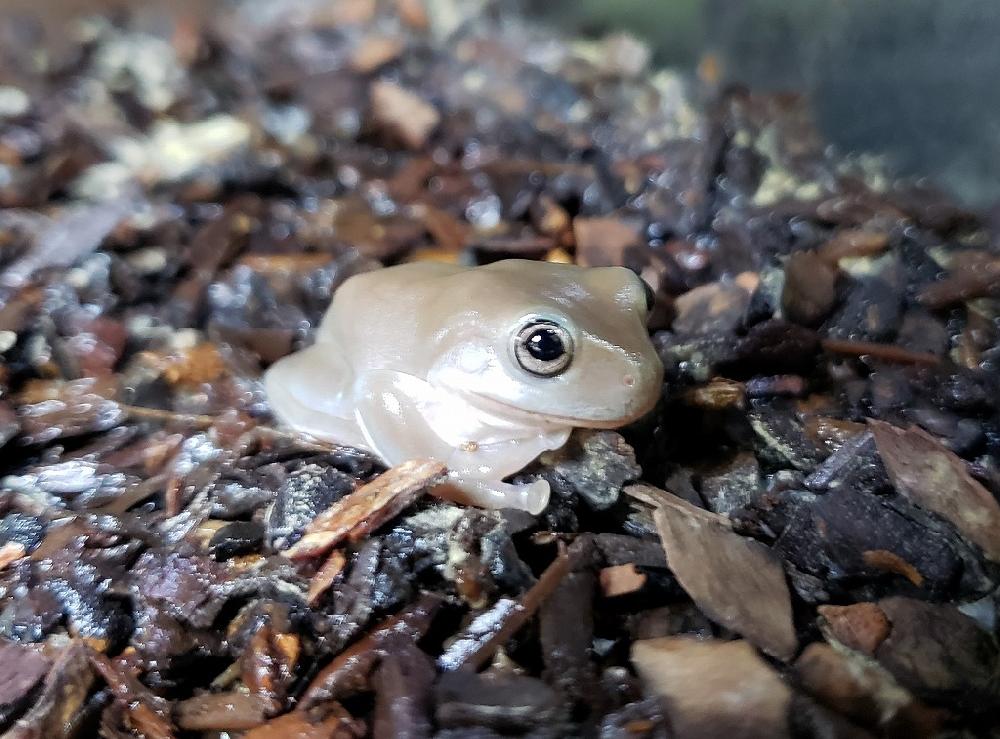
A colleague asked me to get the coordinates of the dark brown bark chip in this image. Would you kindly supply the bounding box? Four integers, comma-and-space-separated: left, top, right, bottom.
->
174, 691, 272, 732
243, 702, 364, 739
89, 649, 176, 739
208, 519, 265, 560
372, 635, 435, 739
870, 420, 1000, 562
803, 431, 889, 495
765, 487, 962, 599
874, 597, 1000, 716
817, 603, 891, 656
782, 250, 838, 326
15, 377, 123, 445
724, 319, 821, 376
4, 640, 94, 739
301, 593, 443, 708
918, 257, 1000, 308
748, 397, 823, 472
132, 549, 230, 628
697, 451, 761, 516
0, 641, 49, 729
794, 642, 943, 738
788, 693, 879, 739
824, 276, 903, 343
266, 463, 358, 549
539, 570, 598, 706
435, 670, 567, 734
0, 402, 21, 450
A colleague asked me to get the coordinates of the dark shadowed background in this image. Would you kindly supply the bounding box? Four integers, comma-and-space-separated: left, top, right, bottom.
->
525, 0, 1000, 208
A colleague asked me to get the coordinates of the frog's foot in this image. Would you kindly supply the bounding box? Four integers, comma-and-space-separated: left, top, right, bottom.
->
431, 474, 550, 515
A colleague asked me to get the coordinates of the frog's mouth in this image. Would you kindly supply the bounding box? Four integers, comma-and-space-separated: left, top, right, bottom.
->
459, 389, 644, 429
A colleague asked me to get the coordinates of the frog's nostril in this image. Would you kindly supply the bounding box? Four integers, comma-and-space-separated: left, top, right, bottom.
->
622, 373, 636, 387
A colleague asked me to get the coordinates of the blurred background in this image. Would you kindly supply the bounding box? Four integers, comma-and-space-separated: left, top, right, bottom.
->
526, 0, 1000, 208
3, 0, 998, 208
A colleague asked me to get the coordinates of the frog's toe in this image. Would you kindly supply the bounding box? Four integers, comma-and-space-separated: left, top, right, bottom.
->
431, 474, 550, 515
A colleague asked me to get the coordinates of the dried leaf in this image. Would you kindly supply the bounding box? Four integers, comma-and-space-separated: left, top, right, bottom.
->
649, 489, 797, 660
632, 637, 791, 739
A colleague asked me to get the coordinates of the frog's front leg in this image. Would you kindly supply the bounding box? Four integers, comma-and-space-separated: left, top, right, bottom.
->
354, 371, 568, 513
353, 370, 455, 464
433, 475, 552, 515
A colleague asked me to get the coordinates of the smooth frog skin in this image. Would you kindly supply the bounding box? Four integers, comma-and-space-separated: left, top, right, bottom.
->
265, 259, 663, 514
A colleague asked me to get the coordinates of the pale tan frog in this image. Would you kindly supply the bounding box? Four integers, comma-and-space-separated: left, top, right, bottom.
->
265, 259, 662, 513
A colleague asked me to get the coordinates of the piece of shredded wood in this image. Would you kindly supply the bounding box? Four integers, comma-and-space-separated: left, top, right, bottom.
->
439, 546, 572, 672
862, 548, 925, 586
120, 403, 219, 428
370, 80, 439, 150
300, 593, 443, 708
599, 563, 647, 598
174, 692, 271, 732
120, 405, 376, 458
97, 473, 169, 515
307, 549, 348, 605
350, 35, 404, 73
918, 258, 1000, 308
89, 649, 176, 739
0, 541, 26, 570
242, 701, 363, 739
816, 603, 891, 655
284, 459, 447, 560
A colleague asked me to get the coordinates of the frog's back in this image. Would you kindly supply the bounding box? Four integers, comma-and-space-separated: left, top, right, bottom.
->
319, 261, 471, 374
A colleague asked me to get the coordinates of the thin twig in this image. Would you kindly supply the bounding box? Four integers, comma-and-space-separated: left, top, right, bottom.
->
821, 338, 941, 366
120, 404, 219, 428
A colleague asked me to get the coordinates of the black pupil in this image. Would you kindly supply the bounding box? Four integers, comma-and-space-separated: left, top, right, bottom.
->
526, 327, 564, 361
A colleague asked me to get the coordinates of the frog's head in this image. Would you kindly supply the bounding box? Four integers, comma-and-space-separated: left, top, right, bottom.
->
427, 260, 663, 427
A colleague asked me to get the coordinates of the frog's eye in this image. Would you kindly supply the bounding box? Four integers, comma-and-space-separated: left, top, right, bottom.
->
513, 320, 573, 377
